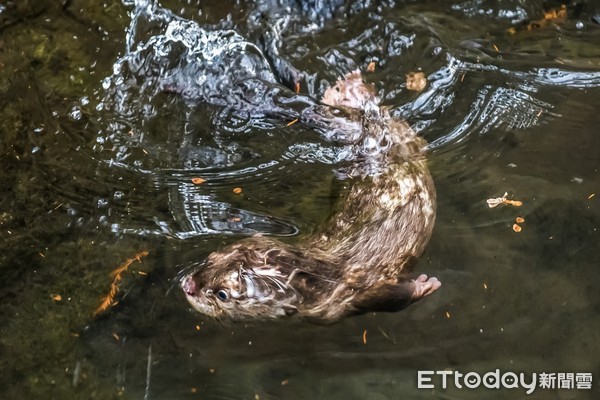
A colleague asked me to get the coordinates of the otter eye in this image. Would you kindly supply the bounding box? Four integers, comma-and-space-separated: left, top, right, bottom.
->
217, 289, 228, 301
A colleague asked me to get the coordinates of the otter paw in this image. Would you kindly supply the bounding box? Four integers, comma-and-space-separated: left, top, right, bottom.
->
412, 274, 441, 301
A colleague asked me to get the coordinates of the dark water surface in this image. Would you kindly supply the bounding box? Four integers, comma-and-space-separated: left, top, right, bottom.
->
1, 0, 600, 398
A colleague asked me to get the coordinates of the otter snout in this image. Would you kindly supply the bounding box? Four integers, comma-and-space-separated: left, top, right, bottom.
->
182, 275, 198, 297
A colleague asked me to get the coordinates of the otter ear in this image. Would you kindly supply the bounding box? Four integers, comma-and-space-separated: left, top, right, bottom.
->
351, 281, 414, 313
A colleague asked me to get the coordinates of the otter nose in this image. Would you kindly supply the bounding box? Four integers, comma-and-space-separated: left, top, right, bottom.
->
182, 275, 197, 296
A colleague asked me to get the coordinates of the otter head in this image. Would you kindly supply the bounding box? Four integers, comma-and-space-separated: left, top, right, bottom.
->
181, 238, 305, 320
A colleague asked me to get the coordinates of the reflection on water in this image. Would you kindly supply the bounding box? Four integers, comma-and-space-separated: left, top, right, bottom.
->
0, 0, 599, 398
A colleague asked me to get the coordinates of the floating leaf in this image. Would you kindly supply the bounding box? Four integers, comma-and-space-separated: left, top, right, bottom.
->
94, 251, 149, 316
504, 199, 523, 207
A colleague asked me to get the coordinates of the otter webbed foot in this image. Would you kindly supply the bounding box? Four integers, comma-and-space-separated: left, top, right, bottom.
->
411, 274, 441, 301
350, 274, 441, 315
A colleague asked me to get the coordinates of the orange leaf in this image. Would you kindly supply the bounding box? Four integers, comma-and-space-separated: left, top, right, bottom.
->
94, 250, 149, 316
504, 199, 523, 207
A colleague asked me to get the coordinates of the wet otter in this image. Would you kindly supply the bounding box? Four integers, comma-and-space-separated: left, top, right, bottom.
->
182, 71, 440, 323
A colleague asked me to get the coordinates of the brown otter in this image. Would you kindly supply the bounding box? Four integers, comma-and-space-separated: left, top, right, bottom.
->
182, 70, 440, 323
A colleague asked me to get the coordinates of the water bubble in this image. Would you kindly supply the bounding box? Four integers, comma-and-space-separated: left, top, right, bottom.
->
69, 107, 82, 121
113, 191, 125, 201
571, 177, 583, 184
97, 198, 109, 208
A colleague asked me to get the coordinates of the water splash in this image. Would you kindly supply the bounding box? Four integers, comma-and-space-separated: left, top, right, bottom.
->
90, 0, 600, 240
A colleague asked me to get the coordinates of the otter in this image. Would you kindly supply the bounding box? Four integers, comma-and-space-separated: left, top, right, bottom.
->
182, 71, 440, 323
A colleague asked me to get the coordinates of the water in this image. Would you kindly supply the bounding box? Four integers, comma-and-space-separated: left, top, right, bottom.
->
1, 0, 599, 398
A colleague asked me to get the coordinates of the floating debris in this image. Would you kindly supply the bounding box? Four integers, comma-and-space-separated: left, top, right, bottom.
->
527, 5, 567, 31
367, 61, 376, 72
233, 187, 243, 194
362, 329, 367, 344
191, 177, 206, 185
406, 71, 427, 92
94, 251, 149, 316
544, 5, 567, 21
487, 192, 523, 208
512, 224, 522, 233
515, 216, 525, 224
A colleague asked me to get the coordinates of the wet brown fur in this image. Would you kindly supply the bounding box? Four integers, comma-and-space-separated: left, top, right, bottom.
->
183, 71, 437, 323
